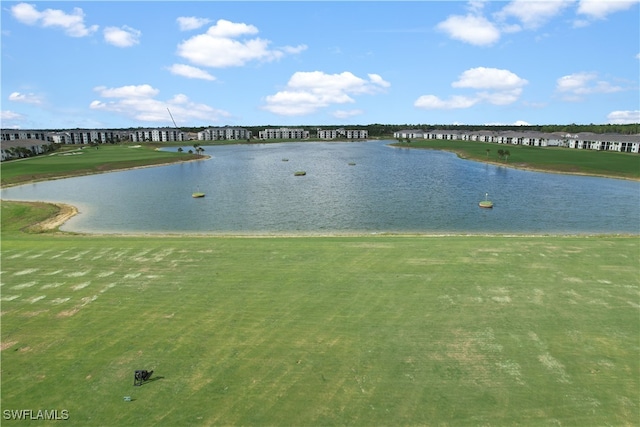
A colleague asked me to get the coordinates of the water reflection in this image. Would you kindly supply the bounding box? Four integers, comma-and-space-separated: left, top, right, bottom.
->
1, 141, 638, 234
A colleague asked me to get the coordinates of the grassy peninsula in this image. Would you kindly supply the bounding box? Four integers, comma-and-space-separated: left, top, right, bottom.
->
0, 144, 201, 188
393, 139, 640, 180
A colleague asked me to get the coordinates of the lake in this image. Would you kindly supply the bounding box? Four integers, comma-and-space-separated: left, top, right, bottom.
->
1, 140, 638, 234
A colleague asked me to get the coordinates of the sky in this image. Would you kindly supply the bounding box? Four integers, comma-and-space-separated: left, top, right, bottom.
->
1, 1, 639, 129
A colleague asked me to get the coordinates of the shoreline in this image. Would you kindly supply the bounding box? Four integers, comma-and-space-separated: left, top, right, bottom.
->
33, 202, 79, 232
391, 144, 640, 182
2, 144, 638, 236
0, 154, 210, 189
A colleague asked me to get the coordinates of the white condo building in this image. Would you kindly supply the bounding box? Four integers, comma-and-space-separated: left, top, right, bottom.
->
317, 128, 369, 139
198, 127, 252, 141
129, 128, 185, 142
259, 128, 310, 140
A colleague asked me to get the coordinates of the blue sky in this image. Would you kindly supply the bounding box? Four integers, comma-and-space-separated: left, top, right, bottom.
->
1, 1, 639, 129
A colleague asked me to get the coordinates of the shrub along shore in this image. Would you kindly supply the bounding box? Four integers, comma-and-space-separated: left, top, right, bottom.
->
1, 141, 638, 426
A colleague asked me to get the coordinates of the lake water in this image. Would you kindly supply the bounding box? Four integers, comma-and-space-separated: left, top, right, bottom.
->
2, 140, 638, 234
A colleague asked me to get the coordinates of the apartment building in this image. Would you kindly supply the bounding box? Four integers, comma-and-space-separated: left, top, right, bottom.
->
49, 129, 128, 145
398, 129, 639, 153
1, 130, 49, 142
198, 127, 252, 141
317, 128, 369, 139
129, 128, 185, 142
258, 128, 309, 140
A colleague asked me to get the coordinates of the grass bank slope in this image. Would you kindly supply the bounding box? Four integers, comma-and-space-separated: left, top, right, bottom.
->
394, 140, 640, 180
1, 144, 201, 187
1, 202, 638, 426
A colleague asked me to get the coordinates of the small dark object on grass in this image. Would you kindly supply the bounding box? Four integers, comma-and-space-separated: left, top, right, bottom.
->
134, 370, 153, 386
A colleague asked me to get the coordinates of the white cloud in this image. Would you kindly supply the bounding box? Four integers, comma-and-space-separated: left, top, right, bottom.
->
332, 109, 364, 119
452, 67, 528, 90
1, 110, 24, 123
556, 72, 623, 100
453, 67, 528, 105
484, 120, 532, 126
8, 91, 43, 105
414, 95, 479, 110
206, 19, 258, 38
477, 89, 525, 105
368, 74, 391, 88
577, 0, 639, 20
90, 84, 231, 124
263, 71, 390, 116
495, 0, 573, 30
167, 64, 216, 81
436, 14, 500, 46
606, 110, 640, 124
177, 16, 211, 31
94, 84, 159, 98
104, 26, 141, 47
281, 45, 308, 55
415, 66, 527, 110
439, 0, 638, 44
10, 2, 98, 37
177, 19, 306, 68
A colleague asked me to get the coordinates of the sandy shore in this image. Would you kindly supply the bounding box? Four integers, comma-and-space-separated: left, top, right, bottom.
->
33, 203, 79, 232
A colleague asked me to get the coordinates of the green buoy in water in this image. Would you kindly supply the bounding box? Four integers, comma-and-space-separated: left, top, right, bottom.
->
479, 192, 493, 208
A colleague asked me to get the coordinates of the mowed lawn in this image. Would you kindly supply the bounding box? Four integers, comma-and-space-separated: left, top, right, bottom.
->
1, 205, 638, 425
393, 139, 640, 180
0, 144, 199, 187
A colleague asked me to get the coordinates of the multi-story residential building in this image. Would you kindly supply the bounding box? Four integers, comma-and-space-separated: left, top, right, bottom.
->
393, 129, 426, 139
0, 139, 51, 161
198, 127, 252, 141
258, 128, 309, 140
129, 128, 185, 142
1, 129, 49, 142
49, 129, 128, 145
318, 128, 369, 139
409, 129, 639, 152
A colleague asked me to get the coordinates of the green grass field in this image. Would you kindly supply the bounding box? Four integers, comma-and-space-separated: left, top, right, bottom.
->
0, 145, 200, 187
1, 202, 638, 426
394, 140, 640, 180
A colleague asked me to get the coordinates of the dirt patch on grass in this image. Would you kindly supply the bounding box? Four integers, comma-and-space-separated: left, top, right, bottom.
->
57, 308, 80, 317
0, 340, 18, 351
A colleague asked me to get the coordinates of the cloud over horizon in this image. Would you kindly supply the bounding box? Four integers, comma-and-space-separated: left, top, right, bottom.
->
415, 67, 528, 110
263, 71, 390, 116
90, 84, 230, 124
